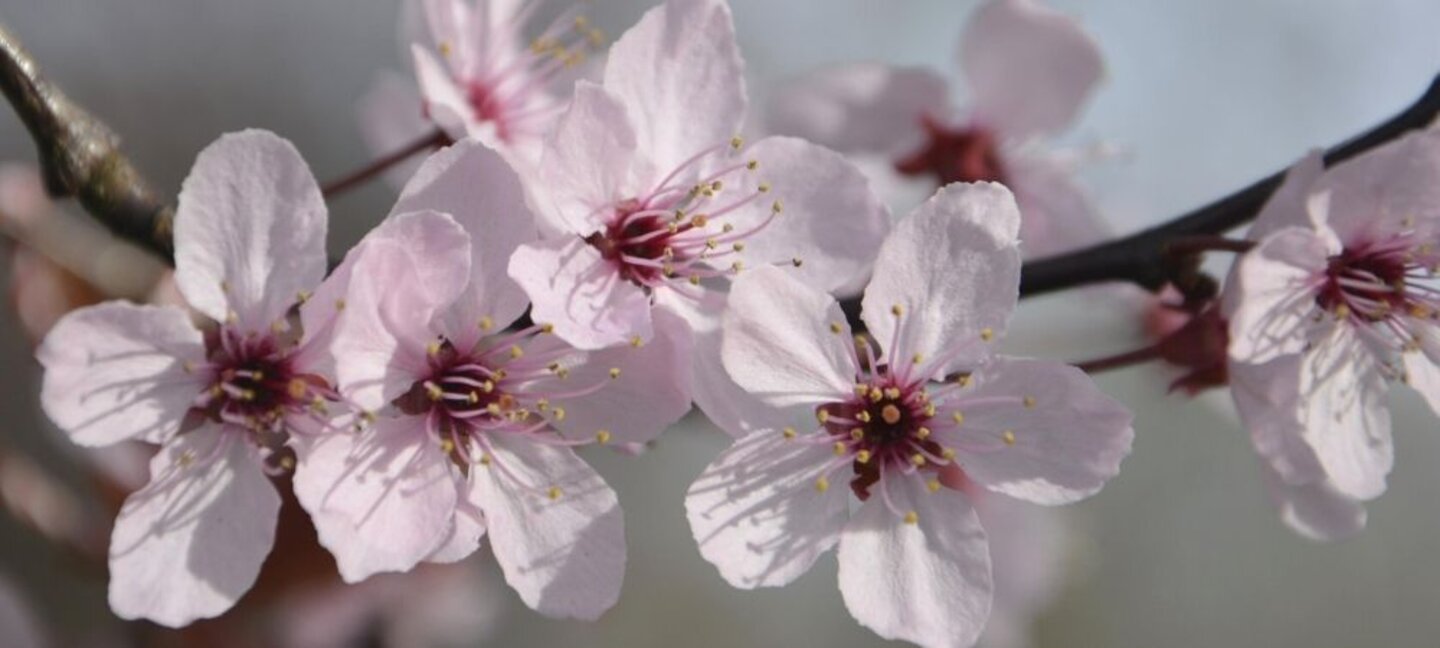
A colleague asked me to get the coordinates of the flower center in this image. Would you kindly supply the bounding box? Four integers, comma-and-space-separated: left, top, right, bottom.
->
817, 378, 946, 499
584, 139, 785, 295
894, 115, 1007, 186
1318, 244, 1417, 322
194, 327, 337, 436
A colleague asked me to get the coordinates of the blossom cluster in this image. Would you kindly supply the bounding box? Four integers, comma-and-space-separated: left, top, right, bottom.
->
38, 0, 1440, 645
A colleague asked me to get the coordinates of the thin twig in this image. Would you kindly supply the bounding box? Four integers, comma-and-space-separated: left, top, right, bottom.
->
1073, 344, 1163, 374
0, 22, 174, 262
321, 128, 449, 197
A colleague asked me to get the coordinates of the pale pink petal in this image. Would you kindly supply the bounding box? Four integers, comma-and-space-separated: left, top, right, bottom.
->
1313, 129, 1440, 244
1297, 325, 1393, 500
1229, 355, 1328, 486
508, 236, 653, 350
333, 211, 473, 412
108, 426, 278, 627
1225, 227, 1330, 365
1005, 153, 1111, 258
412, 44, 475, 139
657, 289, 795, 437
1402, 344, 1440, 418
356, 71, 431, 189
719, 136, 891, 294
837, 478, 992, 648
38, 302, 206, 447
975, 494, 1069, 648
1260, 463, 1367, 542
953, 357, 1133, 505
862, 182, 1020, 375
686, 428, 849, 589
292, 417, 459, 583
603, 0, 747, 174
390, 138, 538, 347
537, 82, 646, 236
470, 434, 624, 620
961, 0, 1103, 139
173, 130, 326, 330
547, 307, 692, 445
1245, 150, 1326, 241
766, 62, 950, 156
426, 499, 487, 564
722, 266, 858, 411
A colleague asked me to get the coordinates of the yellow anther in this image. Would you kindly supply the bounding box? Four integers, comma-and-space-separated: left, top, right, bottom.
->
1002, 430, 1016, 446
912, 353, 924, 365
689, 275, 702, 286
815, 476, 830, 493
772, 200, 784, 214
927, 479, 942, 493
440, 438, 456, 454
486, 403, 502, 416
732, 261, 744, 273
757, 182, 771, 193
553, 407, 567, 422
540, 323, 555, 333
903, 511, 919, 525
941, 447, 956, 460
705, 238, 718, 250
746, 159, 759, 170
830, 322, 843, 334
360, 410, 377, 424
884, 387, 901, 400
782, 427, 798, 440
438, 41, 452, 56
869, 387, 884, 403
856, 449, 872, 464
334, 298, 347, 311
630, 335, 644, 348
722, 223, 735, 233
271, 320, 287, 334
609, 367, 622, 379
182, 361, 195, 374
178, 450, 196, 468
730, 136, 744, 150
668, 222, 680, 234
467, 391, 479, 404
296, 290, 312, 305
856, 411, 872, 423
220, 280, 231, 293
916, 426, 931, 440
833, 441, 848, 456
890, 304, 903, 317
556, 367, 571, 379
956, 374, 972, 387
850, 428, 865, 441
855, 383, 871, 396
427, 341, 442, 357
1023, 395, 1037, 408
732, 242, 745, 252
482, 380, 495, 393
507, 345, 524, 360
691, 214, 709, 228
980, 327, 995, 342
497, 394, 516, 411
279, 455, 296, 471
479, 316, 495, 331
711, 180, 723, 192
548, 486, 563, 501
881, 404, 902, 425
792, 257, 804, 268
663, 263, 676, 277
225, 311, 239, 325
663, 246, 676, 259
288, 378, 309, 400
596, 430, 612, 444
817, 409, 830, 423
479, 454, 492, 466
911, 453, 927, 467
923, 403, 937, 417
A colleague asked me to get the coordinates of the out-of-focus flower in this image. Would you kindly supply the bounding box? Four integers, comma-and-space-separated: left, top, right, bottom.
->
293, 139, 690, 620
1224, 130, 1440, 539
767, 0, 1107, 258
0, 575, 46, 648
36, 130, 347, 626
686, 182, 1132, 648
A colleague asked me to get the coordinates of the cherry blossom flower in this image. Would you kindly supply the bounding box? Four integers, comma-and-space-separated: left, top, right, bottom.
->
686, 182, 1133, 648
1224, 130, 1440, 539
766, 0, 1107, 257
509, 0, 890, 351
36, 130, 344, 626
292, 139, 690, 620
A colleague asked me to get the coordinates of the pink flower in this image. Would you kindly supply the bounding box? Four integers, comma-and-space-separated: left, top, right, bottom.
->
292, 139, 690, 620
766, 0, 1108, 258
509, 0, 890, 351
407, 0, 603, 161
1224, 130, 1440, 540
36, 130, 343, 626
686, 182, 1133, 648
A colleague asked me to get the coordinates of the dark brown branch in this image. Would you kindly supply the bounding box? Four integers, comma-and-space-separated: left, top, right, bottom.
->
1017, 72, 1440, 297
1072, 344, 1162, 374
0, 22, 173, 262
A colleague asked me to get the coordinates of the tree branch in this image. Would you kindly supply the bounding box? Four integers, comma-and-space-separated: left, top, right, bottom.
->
0, 21, 173, 262
1018, 72, 1440, 297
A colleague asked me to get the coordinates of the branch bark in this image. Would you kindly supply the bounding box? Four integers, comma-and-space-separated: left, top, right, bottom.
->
0, 22, 174, 262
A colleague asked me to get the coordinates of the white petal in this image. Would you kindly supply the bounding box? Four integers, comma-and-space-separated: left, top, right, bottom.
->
765, 62, 950, 156
722, 266, 858, 411
390, 138, 538, 347
508, 236, 653, 350
426, 498, 487, 564
862, 182, 1020, 375
1005, 153, 1110, 258
411, 44, 475, 139
38, 302, 206, 447
951, 357, 1134, 505
537, 82, 647, 236
332, 211, 473, 412
603, 0, 747, 174
108, 426, 279, 627
1314, 129, 1440, 244
961, 0, 1103, 139
292, 417, 460, 583
1229, 355, 1329, 486
1260, 463, 1367, 542
471, 434, 624, 620
1297, 326, 1393, 500
837, 477, 993, 648
1246, 150, 1327, 241
1224, 227, 1330, 365
685, 428, 848, 588
174, 130, 326, 330
719, 136, 892, 294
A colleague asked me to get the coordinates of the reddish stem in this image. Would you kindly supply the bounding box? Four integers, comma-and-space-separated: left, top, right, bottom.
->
320, 129, 450, 197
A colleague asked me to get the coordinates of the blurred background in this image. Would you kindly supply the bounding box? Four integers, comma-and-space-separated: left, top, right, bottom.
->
1, 0, 1439, 646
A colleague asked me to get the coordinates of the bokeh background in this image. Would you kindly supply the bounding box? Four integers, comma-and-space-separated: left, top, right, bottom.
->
1, 0, 1439, 646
